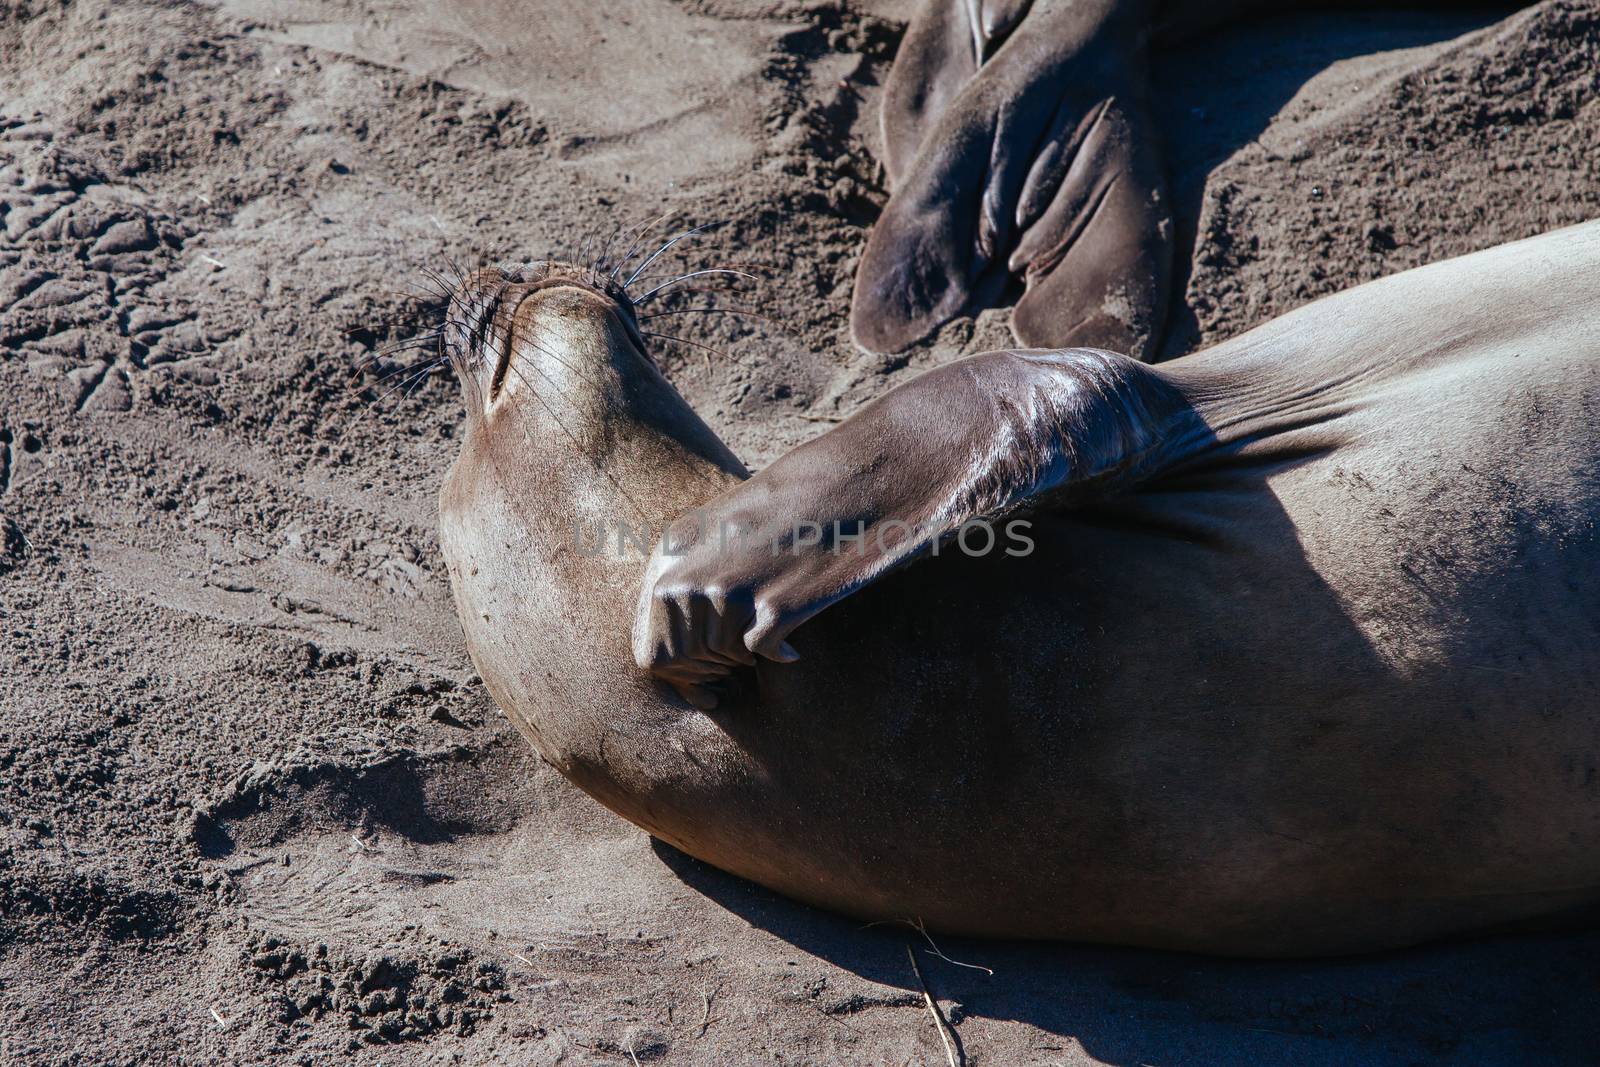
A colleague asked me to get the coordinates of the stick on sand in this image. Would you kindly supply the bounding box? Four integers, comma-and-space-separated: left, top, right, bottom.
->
906, 944, 962, 1067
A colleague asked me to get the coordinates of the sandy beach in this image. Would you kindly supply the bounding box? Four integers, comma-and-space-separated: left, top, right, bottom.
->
2, 0, 1598, 1062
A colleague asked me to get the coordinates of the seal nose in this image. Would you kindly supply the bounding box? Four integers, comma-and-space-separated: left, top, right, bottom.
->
442, 261, 653, 420
444, 267, 517, 408
460, 270, 510, 346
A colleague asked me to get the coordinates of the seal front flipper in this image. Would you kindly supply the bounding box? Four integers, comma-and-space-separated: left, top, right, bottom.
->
633, 347, 1201, 699
1008, 92, 1171, 358
855, 0, 1171, 357
878, 0, 982, 184
879, 0, 1038, 183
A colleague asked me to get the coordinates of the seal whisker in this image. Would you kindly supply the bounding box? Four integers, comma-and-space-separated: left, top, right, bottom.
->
366, 309, 445, 338
423, 264, 464, 300
415, 271, 464, 324
590, 222, 619, 277
634, 269, 761, 304
413, 268, 449, 299
627, 258, 771, 286
591, 221, 627, 282
344, 320, 432, 355
353, 335, 444, 382
438, 255, 475, 295
369, 318, 447, 352
577, 226, 604, 279
622, 219, 731, 289
595, 213, 660, 281
338, 354, 448, 443
626, 247, 768, 272
611, 209, 680, 285
398, 359, 445, 404
376, 324, 445, 346
363, 350, 447, 389
351, 351, 435, 387
350, 331, 445, 379
365, 329, 444, 360
422, 259, 460, 287
638, 283, 757, 302
373, 364, 446, 401
633, 286, 760, 317
371, 287, 446, 307
377, 296, 448, 321
455, 283, 506, 360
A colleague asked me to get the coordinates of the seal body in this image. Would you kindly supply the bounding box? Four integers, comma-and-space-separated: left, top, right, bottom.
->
439, 226, 1600, 956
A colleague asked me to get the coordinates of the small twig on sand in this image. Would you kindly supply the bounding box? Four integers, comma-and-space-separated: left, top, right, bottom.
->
811, 1002, 861, 1035
696, 985, 720, 1038
861, 918, 994, 976
625, 1038, 642, 1067
906, 917, 994, 976
797, 411, 843, 423
574, 1041, 635, 1061
906, 944, 962, 1067
209, 1006, 227, 1028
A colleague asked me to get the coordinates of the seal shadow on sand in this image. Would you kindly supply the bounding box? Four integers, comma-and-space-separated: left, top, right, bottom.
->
656, 837, 1600, 1065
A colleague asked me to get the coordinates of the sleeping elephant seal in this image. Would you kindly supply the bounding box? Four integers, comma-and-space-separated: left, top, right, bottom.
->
438, 222, 1600, 956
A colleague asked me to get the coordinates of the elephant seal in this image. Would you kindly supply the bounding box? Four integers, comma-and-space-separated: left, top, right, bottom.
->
438, 223, 1600, 956
854, 0, 1529, 358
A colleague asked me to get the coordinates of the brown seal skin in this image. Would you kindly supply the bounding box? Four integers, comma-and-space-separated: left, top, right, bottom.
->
853, 0, 1526, 358
440, 224, 1600, 956
857, 0, 1177, 358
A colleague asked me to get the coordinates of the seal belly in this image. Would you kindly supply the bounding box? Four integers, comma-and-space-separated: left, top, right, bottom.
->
1259, 335, 1600, 913
737, 392, 1600, 951
704, 229, 1600, 951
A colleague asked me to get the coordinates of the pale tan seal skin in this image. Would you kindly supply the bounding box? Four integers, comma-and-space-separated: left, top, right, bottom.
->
440, 226, 1600, 955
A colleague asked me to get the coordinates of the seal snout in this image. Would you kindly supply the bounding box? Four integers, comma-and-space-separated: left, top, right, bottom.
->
442, 262, 647, 415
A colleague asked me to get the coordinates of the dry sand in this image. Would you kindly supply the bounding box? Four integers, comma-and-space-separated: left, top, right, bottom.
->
2, 0, 1599, 1062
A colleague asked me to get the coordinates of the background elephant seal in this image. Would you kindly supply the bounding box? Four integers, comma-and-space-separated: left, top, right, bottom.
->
856, 0, 1532, 358
439, 222, 1600, 957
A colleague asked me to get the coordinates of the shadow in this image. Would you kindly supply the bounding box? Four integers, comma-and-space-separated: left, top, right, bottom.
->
1149, 6, 1514, 358
192, 743, 537, 859
656, 838, 1600, 1065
